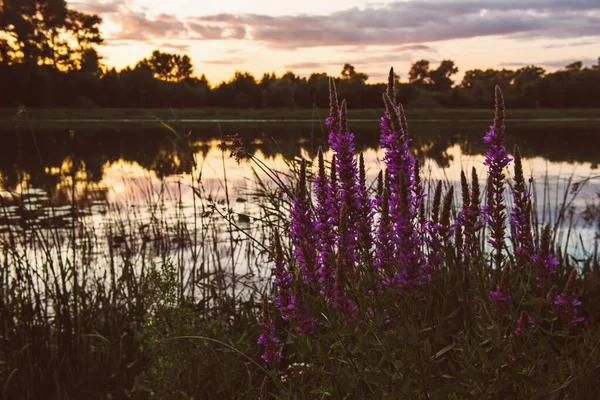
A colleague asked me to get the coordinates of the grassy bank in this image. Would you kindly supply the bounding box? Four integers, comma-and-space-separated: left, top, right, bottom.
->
2, 107, 600, 122
2, 87, 600, 398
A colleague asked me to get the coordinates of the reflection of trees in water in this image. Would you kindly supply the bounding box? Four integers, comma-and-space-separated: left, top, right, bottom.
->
0, 122, 598, 193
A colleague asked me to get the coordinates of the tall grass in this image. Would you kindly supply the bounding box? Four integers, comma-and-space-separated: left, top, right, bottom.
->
0, 134, 280, 398
253, 75, 600, 399
0, 70, 599, 399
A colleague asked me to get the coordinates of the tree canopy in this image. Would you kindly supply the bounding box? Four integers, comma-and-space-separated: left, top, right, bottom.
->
0, 4, 599, 109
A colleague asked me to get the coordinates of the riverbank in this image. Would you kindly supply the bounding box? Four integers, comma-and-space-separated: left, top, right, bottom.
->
2, 107, 600, 122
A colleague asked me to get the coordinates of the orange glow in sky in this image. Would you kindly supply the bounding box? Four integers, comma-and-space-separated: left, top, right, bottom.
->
70, 0, 600, 86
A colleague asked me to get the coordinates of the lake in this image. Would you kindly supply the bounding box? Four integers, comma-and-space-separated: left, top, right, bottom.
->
1, 118, 599, 297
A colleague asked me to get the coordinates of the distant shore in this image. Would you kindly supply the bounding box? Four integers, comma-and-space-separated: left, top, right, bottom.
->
1, 108, 600, 129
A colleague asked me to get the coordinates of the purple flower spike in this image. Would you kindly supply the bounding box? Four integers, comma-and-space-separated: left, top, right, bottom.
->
290, 159, 319, 282
514, 310, 535, 336
258, 297, 281, 366
357, 153, 374, 263
329, 100, 361, 237
271, 230, 295, 320
554, 270, 584, 328
375, 187, 396, 286
489, 285, 512, 319
483, 87, 512, 270
532, 225, 558, 287
381, 93, 415, 224
333, 203, 357, 322
258, 319, 282, 365
463, 167, 482, 258
293, 273, 317, 335
314, 147, 336, 300
554, 294, 585, 327
393, 173, 425, 288
490, 264, 512, 319
511, 145, 534, 265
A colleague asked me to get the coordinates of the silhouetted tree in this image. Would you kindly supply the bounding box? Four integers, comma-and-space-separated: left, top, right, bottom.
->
565, 61, 583, 72
428, 60, 458, 92
341, 63, 368, 82
408, 59, 431, 87
0, 0, 103, 70
137, 50, 194, 82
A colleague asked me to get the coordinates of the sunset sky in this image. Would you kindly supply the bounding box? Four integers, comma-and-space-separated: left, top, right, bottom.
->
70, 0, 600, 85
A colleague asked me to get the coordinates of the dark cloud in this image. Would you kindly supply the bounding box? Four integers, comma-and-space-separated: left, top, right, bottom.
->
73, 1, 189, 41
72, 1, 600, 51
285, 52, 416, 70
393, 44, 436, 52
71, 0, 126, 14
542, 40, 597, 49
189, 1, 600, 49
499, 58, 598, 69
110, 11, 187, 41
284, 62, 326, 70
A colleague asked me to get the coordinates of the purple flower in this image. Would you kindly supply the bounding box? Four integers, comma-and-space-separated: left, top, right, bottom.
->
293, 273, 317, 335
314, 147, 337, 300
532, 253, 558, 286
514, 311, 535, 336
490, 264, 512, 319
357, 153, 374, 263
510, 145, 534, 264
257, 319, 282, 365
489, 285, 512, 318
424, 221, 444, 276
381, 93, 425, 288
462, 167, 482, 258
327, 100, 361, 242
271, 231, 295, 320
381, 96, 415, 223
375, 188, 396, 286
393, 174, 426, 288
483, 87, 512, 269
327, 80, 360, 232
532, 225, 557, 287
290, 160, 319, 282
333, 203, 357, 322
554, 294, 584, 328
258, 297, 281, 366
553, 269, 584, 328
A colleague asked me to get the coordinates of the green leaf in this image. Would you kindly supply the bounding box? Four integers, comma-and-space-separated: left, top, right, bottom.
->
477, 347, 493, 370
446, 307, 461, 319
493, 345, 510, 368
423, 340, 432, 358
434, 343, 455, 360
361, 371, 390, 385
310, 389, 332, 396
330, 341, 344, 350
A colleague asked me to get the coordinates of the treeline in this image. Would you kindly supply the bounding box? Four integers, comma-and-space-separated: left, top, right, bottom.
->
1, 2, 599, 109
2, 57, 600, 109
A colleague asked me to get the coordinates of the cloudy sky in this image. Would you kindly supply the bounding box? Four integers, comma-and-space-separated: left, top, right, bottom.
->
70, 0, 600, 85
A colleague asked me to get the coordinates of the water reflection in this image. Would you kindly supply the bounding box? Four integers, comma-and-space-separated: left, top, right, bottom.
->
1, 120, 598, 299
0, 120, 598, 218
2, 120, 598, 192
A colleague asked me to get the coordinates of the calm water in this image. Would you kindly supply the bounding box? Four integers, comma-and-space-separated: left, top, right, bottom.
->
2, 119, 598, 201
1, 119, 599, 288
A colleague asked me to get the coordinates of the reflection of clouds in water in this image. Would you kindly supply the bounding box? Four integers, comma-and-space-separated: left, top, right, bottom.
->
100, 140, 593, 192
98, 140, 598, 227
2, 132, 598, 280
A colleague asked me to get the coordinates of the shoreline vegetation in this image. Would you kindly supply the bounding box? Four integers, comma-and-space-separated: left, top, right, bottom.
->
2, 107, 600, 126
1, 68, 599, 398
